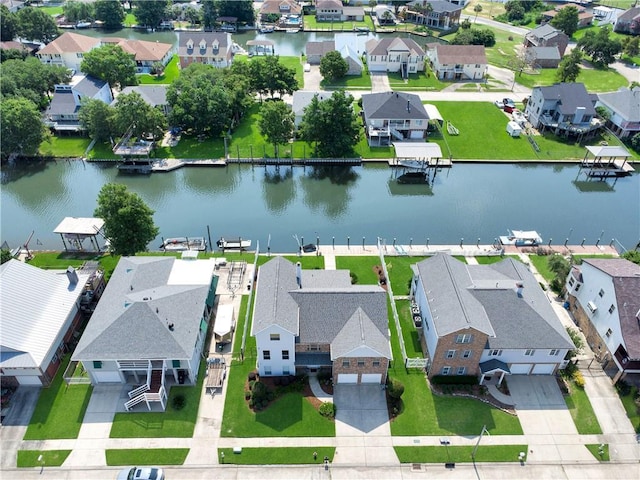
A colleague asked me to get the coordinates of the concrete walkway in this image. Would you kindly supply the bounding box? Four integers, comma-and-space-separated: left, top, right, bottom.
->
486, 384, 515, 406
309, 376, 332, 403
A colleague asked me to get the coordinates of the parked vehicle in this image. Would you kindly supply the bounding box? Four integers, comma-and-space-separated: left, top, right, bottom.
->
117, 467, 164, 480
494, 98, 516, 110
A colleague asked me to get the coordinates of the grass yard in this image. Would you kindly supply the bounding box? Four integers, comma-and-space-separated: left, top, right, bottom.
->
618, 386, 640, 433
278, 56, 305, 90
516, 66, 628, 93
394, 445, 527, 463
303, 15, 374, 31
28, 252, 120, 280
572, 254, 617, 262
23, 356, 93, 440
474, 255, 521, 265
38, 6, 64, 15
106, 448, 189, 466
396, 299, 423, 358
320, 73, 371, 90
585, 443, 610, 462
217, 447, 335, 465
109, 361, 205, 438
564, 381, 603, 434
17, 450, 71, 468
39, 136, 91, 158
138, 55, 180, 84
334, 255, 426, 296
86, 141, 119, 160
387, 70, 447, 92
528, 255, 556, 284
152, 134, 225, 159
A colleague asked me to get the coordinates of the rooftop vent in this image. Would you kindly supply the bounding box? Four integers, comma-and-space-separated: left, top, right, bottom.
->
168, 323, 175, 331
66, 266, 78, 285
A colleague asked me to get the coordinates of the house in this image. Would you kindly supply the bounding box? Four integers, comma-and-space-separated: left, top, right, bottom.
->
1, 0, 25, 13
614, 6, 640, 35
542, 3, 593, 28
259, 0, 302, 24
72, 256, 218, 410
44, 74, 113, 132
112, 85, 170, 116
404, 0, 463, 31
251, 257, 391, 384
411, 254, 573, 383
37, 32, 100, 72
305, 40, 335, 64
177, 32, 233, 69
596, 87, 640, 139
361, 91, 430, 146
365, 37, 425, 75
306, 35, 363, 74
374, 5, 397, 25
523, 24, 569, 68
291, 90, 331, 126
525, 83, 602, 138
100, 38, 174, 74
0, 260, 102, 386
426, 44, 487, 81
565, 259, 640, 383
315, 0, 364, 22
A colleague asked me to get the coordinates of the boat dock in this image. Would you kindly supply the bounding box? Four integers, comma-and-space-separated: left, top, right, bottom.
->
580, 145, 635, 178
151, 158, 226, 172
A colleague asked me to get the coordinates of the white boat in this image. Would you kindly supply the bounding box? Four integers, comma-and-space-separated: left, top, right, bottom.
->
499, 230, 543, 247
75, 21, 92, 29
160, 236, 207, 251
216, 237, 252, 250
259, 25, 275, 33
285, 28, 299, 33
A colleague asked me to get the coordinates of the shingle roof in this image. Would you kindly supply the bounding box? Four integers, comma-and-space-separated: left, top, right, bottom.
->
330, 307, 391, 359
361, 91, 429, 121
408, 0, 462, 13
433, 44, 486, 65
305, 40, 335, 57
73, 75, 108, 97
366, 37, 425, 56
598, 87, 640, 123
177, 32, 231, 58
536, 83, 596, 116
292, 91, 331, 117
317, 0, 342, 9
526, 24, 564, 42
110, 38, 172, 62
38, 32, 100, 55
47, 90, 78, 116
259, 0, 302, 15
116, 85, 168, 108
72, 257, 217, 361
528, 46, 561, 61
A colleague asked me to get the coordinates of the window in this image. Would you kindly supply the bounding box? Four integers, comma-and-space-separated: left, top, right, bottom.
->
446, 350, 456, 359
575, 283, 581, 292
549, 349, 559, 356
263, 350, 271, 360
599, 289, 605, 298
455, 334, 473, 344
282, 350, 289, 360
357, 360, 365, 367
283, 366, 290, 375
525, 349, 535, 356
609, 304, 616, 314
270, 333, 280, 341
373, 360, 380, 367
606, 328, 612, 338
489, 349, 502, 356
308, 344, 320, 351
264, 366, 272, 375
568, 277, 575, 287
172, 359, 180, 368
441, 366, 451, 375
463, 350, 472, 359
342, 360, 350, 368
93, 361, 102, 369
457, 367, 466, 375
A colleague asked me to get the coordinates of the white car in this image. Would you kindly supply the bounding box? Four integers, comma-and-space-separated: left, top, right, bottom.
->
117, 467, 165, 480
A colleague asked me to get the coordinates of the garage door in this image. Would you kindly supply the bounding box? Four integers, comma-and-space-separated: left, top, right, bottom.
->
510, 363, 532, 375
17, 375, 42, 386
361, 373, 382, 384
337, 374, 358, 384
93, 371, 122, 383
532, 364, 556, 375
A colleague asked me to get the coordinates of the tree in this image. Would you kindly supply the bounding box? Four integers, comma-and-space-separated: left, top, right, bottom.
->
151, 61, 165, 77
577, 27, 621, 66
81, 44, 137, 96
259, 100, 294, 158
622, 250, 640, 265
183, 5, 201, 26
94, 0, 125, 30
299, 90, 360, 158
249, 56, 298, 99
452, 28, 495, 47
133, 0, 169, 29
505, 1, 525, 22
1, 5, 19, 41
556, 48, 582, 83
595, 106, 611, 122
631, 132, 640, 153
63, 0, 95, 23
1, 57, 69, 108
113, 91, 167, 140
550, 6, 579, 37
460, 18, 472, 30
0, 97, 47, 160
0, 249, 12, 265
201, 0, 217, 29
473, 3, 482, 23
566, 327, 584, 356
78, 98, 115, 142
548, 254, 570, 292
319, 51, 349, 81
16, 6, 59, 43
215, 0, 255, 25
94, 183, 159, 256
622, 36, 640, 58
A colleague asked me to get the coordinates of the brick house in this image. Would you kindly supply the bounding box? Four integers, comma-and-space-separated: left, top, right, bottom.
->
425, 44, 487, 81
523, 24, 569, 68
251, 257, 391, 384
411, 254, 573, 384
177, 32, 233, 69
565, 258, 640, 383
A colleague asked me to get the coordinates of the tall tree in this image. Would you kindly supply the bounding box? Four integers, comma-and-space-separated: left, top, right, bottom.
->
94, 0, 125, 30
78, 98, 115, 142
0, 97, 47, 160
1, 57, 69, 108
622, 36, 640, 58
215, 0, 255, 24
550, 6, 579, 37
201, 0, 217, 29
577, 27, 622, 66
320, 51, 349, 81
133, 0, 169, 29
16, 6, 59, 43
94, 183, 159, 256
63, 0, 95, 23
1, 5, 19, 41
249, 56, 298, 99
81, 44, 137, 96
259, 100, 294, 158
113, 91, 167, 140
473, 3, 482, 23
556, 48, 582, 82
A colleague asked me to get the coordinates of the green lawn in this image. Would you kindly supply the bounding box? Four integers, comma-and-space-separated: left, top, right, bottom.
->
572, 254, 617, 262
28, 252, 120, 276
387, 70, 447, 92
474, 255, 521, 265
618, 386, 640, 433
106, 449, 189, 466
396, 299, 423, 358
38, 6, 64, 15
304, 15, 374, 31
320, 73, 371, 90
528, 255, 555, 284
278, 56, 305, 90
334, 255, 426, 296
516, 66, 629, 93
152, 134, 225, 160
564, 381, 602, 434
394, 445, 528, 463
39, 136, 91, 158
24, 356, 93, 440
138, 55, 180, 84
217, 447, 335, 465
17, 450, 71, 468
220, 296, 335, 437
86, 141, 119, 160
124, 13, 137, 27
585, 443, 610, 462
109, 361, 205, 438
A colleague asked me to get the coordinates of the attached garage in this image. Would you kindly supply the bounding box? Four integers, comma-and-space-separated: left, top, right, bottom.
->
532, 363, 556, 375
92, 370, 122, 383
17, 375, 43, 386
337, 373, 358, 384
510, 363, 532, 375
360, 373, 382, 384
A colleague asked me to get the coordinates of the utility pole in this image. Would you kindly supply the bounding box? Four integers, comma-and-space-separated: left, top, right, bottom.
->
471, 424, 490, 461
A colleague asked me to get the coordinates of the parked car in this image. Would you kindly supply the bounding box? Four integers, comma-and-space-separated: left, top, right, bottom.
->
494, 98, 516, 110
117, 467, 165, 480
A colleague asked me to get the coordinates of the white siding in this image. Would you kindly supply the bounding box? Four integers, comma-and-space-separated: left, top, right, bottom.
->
92, 370, 122, 383
255, 325, 296, 377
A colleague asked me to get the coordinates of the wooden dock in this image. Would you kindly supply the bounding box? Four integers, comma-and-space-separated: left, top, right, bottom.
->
205, 357, 226, 395
151, 158, 227, 172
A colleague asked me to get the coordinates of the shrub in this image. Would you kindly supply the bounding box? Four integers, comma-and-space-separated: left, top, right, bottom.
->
172, 394, 186, 411
250, 380, 271, 407
615, 379, 631, 396
244, 390, 251, 400
350, 271, 358, 284
430, 375, 479, 386
248, 371, 257, 381
387, 378, 405, 399
573, 371, 585, 388
319, 402, 336, 418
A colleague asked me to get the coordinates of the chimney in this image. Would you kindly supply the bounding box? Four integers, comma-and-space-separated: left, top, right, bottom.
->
296, 262, 302, 289
516, 282, 524, 298
66, 266, 78, 285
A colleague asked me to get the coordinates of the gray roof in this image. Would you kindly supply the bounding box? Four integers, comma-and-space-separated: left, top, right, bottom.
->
526, 23, 564, 42
177, 32, 231, 58
528, 46, 561, 61
73, 75, 108, 97
295, 352, 332, 366
366, 37, 425, 57
305, 40, 335, 57
479, 359, 510, 374
362, 91, 429, 121
617, 6, 640, 23
47, 90, 78, 116
598, 87, 640, 123
73, 256, 216, 361
292, 91, 331, 117
408, 0, 462, 13
116, 85, 168, 108
536, 83, 596, 116
330, 307, 391, 359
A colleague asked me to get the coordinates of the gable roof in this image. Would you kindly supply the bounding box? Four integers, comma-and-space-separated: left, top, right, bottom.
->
526, 23, 565, 42
177, 32, 231, 57
408, 0, 462, 14
366, 37, 425, 56
616, 6, 640, 23
361, 91, 429, 120
292, 91, 331, 117
317, 0, 342, 9
107, 38, 172, 62
598, 87, 640, 122
38, 32, 100, 55
535, 83, 596, 116
330, 307, 391, 359
116, 85, 168, 108
1, 260, 89, 369
305, 40, 335, 56
72, 256, 217, 361
73, 74, 108, 97
259, 0, 302, 15
432, 44, 486, 65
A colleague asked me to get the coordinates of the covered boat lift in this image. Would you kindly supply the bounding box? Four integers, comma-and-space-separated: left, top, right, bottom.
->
214, 304, 235, 345
247, 40, 275, 56
390, 142, 450, 184
581, 145, 634, 178
53, 217, 105, 252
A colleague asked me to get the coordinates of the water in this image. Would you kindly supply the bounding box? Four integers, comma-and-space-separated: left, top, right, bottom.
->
1, 160, 638, 252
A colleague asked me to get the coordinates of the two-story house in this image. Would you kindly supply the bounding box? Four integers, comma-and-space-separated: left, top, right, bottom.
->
37, 31, 100, 72
365, 37, 425, 76
411, 254, 573, 384
404, 0, 462, 31
361, 91, 430, 146
425, 44, 487, 81
542, 3, 593, 28
259, 0, 302, 25
111, 85, 170, 116
177, 32, 233, 69
596, 87, 640, 139
523, 24, 569, 68
251, 257, 391, 384
525, 83, 602, 139
315, 0, 364, 22
101, 38, 173, 74
565, 258, 640, 384
614, 7, 640, 35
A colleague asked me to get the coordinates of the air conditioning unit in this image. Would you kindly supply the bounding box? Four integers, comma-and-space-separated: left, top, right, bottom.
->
587, 301, 598, 313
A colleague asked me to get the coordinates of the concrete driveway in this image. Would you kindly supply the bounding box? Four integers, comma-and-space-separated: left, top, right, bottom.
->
0, 387, 40, 469
369, 72, 389, 92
